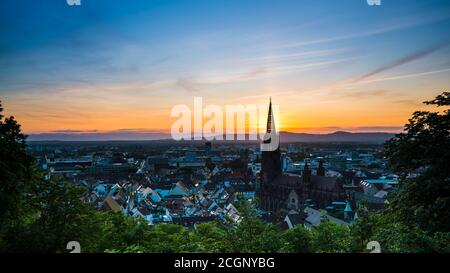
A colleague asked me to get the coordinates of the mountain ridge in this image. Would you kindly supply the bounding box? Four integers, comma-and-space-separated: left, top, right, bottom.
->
27, 131, 397, 143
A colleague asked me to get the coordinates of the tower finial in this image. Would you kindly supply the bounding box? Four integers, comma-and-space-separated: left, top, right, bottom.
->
266, 97, 274, 133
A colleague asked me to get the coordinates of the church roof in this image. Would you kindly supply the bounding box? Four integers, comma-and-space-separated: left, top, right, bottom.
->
311, 175, 340, 190
272, 175, 302, 186
271, 174, 340, 190
285, 213, 305, 228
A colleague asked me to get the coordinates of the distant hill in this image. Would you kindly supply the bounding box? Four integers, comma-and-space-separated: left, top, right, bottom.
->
27, 130, 396, 143
27, 132, 171, 142
279, 131, 395, 143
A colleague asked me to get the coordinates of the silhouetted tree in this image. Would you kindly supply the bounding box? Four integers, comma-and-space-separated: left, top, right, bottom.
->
0, 100, 35, 242
385, 91, 450, 232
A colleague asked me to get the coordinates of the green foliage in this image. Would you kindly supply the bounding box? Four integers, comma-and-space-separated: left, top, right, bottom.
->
146, 224, 191, 252
0, 100, 35, 227
349, 204, 379, 252
187, 222, 227, 252
89, 212, 150, 253
224, 216, 282, 253
313, 222, 351, 253
105, 245, 146, 253
3, 178, 100, 252
385, 91, 450, 232
280, 225, 315, 253
372, 222, 449, 253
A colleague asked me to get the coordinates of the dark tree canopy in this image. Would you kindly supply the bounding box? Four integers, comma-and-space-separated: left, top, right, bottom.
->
0, 100, 34, 225
384, 92, 450, 232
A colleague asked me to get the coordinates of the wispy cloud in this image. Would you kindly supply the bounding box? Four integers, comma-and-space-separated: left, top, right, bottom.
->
238, 91, 296, 101
304, 43, 450, 99
331, 89, 391, 99
175, 68, 268, 92
356, 67, 450, 85
176, 57, 352, 92
353, 41, 450, 83
280, 11, 450, 49
241, 48, 351, 64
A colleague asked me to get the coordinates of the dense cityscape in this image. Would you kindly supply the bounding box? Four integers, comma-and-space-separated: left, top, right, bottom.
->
28, 135, 395, 230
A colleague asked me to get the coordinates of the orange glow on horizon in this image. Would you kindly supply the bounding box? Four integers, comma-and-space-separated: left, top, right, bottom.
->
2, 85, 443, 136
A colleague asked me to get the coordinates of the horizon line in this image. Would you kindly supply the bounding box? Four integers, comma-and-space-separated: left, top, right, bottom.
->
25, 130, 399, 142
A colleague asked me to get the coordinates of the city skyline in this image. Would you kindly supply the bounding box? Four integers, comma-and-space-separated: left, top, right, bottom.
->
1, 0, 450, 137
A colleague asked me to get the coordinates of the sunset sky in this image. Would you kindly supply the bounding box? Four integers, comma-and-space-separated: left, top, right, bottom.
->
1, 0, 450, 137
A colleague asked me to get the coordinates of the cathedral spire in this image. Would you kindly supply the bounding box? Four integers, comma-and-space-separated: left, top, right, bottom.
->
266, 97, 276, 133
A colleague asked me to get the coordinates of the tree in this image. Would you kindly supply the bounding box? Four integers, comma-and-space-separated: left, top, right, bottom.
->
97, 212, 153, 253
349, 204, 376, 252
0, 100, 35, 224
0, 100, 37, 250
145, 224, 190, 252
188, 221, 227, 252
313, 222, 351, 253
280, 225, 315, 253
384, 91, 450, 232
0, 99, 112, 253
3, 178, 107, 253
369, 219, 450, 253
223, 208, 283, 253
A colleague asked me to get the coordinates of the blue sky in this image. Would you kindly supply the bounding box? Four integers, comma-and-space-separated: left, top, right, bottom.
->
1, 0, 450, 134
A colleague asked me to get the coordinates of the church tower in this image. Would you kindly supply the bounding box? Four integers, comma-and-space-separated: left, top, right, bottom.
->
317, 159, 325, 176
302, 162, 312, 183
261, 98, 282, 186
